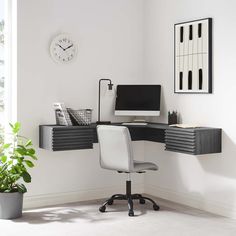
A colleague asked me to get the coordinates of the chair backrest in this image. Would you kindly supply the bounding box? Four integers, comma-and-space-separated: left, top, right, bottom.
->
97, 125, 134, 172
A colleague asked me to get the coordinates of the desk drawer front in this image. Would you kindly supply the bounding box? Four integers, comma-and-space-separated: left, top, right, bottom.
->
52, 128, 93, 151
165, 127, 222, 155
165, 128, 196, 155
40, 126, 93, 151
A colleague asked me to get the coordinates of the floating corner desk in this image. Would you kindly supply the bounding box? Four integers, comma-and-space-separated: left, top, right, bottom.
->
39, 123, 222, 155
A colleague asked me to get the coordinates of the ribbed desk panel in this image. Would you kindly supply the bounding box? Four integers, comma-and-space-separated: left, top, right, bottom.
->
165, 127, 222, 155
165, 128, 196, 155
39, 126, 93, 151
52, 128, 93, 151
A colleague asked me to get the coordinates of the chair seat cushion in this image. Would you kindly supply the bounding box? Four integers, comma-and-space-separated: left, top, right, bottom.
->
133, 160, 158, 172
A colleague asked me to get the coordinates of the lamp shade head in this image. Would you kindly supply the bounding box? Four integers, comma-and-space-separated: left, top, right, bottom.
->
108, 83, 113, 90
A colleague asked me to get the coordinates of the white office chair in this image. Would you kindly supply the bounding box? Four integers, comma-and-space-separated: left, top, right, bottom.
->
97, 125, 160, 216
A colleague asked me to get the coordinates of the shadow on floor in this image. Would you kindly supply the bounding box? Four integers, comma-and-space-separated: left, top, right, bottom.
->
11, 196, 222, 225
12, 200, 150, 224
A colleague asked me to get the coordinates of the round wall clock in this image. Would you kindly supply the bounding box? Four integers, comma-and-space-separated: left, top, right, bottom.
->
50, 34, 78, 63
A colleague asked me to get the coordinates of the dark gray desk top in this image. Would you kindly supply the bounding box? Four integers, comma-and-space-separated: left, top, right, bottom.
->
40, 122, 169, 129
40, 123, 221, 132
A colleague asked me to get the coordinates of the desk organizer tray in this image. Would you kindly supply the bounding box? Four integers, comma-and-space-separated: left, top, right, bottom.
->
67, 109, 92, 126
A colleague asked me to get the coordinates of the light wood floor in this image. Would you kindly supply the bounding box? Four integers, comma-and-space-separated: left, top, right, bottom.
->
1, 196, 236, 236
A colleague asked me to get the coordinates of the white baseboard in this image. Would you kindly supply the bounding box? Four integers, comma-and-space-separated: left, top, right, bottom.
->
24, 183, 236, 219
23, 183, 144, 210
146, 184, 236, 219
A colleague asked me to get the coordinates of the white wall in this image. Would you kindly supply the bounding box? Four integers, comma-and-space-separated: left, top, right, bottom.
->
16, 0, 236, 218
144, 0, 236, 218
17, 0, 145, 208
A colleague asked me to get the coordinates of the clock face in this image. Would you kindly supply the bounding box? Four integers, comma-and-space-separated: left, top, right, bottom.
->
50, 34, 78, 63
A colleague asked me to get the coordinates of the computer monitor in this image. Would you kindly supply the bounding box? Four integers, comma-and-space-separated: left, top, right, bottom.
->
115, 85, 161, 116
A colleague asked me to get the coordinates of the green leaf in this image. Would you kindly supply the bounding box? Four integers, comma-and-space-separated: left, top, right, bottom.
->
0, 163, 8, 174
0, 155, 7, 163
24, 160, 34, 168
12, 122, 21, 134
25, 140, 32, 147
15, 148, 26, 156
27, 148, 35, 155
11, 173, 21, 180
14, 165, 22, 174
30, 155, 38, 160
16, 183, 27, 193
22, 171, 31, 183
10, 155, 18, 159
17, 145, 27, 151
3, 143, 11, 149
4, 189, 11, 193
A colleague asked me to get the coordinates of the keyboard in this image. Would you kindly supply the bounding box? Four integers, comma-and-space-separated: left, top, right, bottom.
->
122, 122, 148, 126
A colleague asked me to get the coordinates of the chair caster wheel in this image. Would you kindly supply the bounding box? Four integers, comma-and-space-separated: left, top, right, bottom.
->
128, 210, 134, 217
139, 199, 145, 204
153, 204, 160, 211
108, 200, 113, 205
99, 206, 106, 213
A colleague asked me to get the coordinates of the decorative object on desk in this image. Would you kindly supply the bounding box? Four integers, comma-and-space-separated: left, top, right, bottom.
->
169, 124, 200, 128
0, 122, 37, 219
96, 78, 113, 124
168, 111, 178, 125
174, 18, 212, 93
53, 102, 72, 126
67, 108, 92, 126
50, 34, 78, 64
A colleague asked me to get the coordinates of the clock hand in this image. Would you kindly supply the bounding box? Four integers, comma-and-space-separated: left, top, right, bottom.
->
56, 43, 65, 51
64, 44, 74, 50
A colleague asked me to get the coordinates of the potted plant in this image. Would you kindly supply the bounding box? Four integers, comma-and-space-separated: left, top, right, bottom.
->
0, 122, 37, 219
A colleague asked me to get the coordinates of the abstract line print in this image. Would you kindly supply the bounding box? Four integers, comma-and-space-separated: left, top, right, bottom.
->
174, 18, 212, 93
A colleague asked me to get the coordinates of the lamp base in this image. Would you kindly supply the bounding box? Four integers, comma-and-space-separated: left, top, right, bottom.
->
96, 121, 111, 125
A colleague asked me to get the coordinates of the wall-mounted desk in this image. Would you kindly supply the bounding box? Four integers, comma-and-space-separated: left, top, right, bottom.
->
39, 123, 222, 155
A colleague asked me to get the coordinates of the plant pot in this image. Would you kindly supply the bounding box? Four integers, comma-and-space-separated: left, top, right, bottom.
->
0, 192, 23, 219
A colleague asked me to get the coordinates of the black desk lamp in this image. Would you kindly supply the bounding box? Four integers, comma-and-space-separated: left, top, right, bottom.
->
96, 78, 114, 124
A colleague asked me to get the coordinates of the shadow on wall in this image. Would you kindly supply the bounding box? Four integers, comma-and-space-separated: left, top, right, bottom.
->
197, 130, 236, 179
145, 135, 236, 214
195, 130, 236, 211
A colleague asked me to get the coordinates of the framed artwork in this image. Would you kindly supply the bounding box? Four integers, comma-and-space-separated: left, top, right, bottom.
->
174, 18, 212, 93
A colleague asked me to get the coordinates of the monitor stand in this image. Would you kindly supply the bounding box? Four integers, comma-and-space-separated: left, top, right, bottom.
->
133, 116, 147, 123
133, 119, 146, 123
122, 117, 148, 126
96, 121, 111, 125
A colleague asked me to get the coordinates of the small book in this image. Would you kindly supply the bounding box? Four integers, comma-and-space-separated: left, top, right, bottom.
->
53, 102, 72, 126
169, 124, 200, 128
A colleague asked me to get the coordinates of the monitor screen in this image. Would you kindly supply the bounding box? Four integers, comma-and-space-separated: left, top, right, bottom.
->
115, 85, 161, 116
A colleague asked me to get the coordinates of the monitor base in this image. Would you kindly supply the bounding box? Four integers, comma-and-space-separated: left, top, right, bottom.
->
96, 121, 111, 125
122, 122, 148, 126
133, 118, 146, 123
